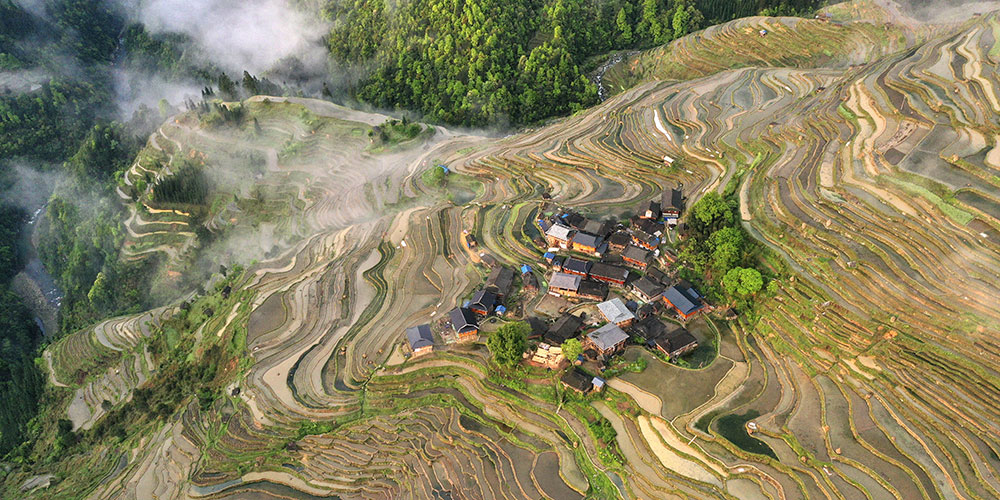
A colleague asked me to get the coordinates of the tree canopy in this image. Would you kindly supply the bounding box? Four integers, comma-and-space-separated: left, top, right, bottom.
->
487, 321, 530, 367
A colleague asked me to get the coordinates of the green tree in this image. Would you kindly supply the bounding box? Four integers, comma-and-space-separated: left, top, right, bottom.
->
691, 191, 732, 228
488, 321, 529, 367
672, 4, 691, 38
722, 267, 763, 298
616, 7, 633, 45
561, 338, 583, 361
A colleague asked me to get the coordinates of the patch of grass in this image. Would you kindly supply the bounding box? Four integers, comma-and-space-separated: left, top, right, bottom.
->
880, 175, 974, 225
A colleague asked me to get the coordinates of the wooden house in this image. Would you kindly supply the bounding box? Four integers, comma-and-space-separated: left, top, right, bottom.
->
571, 232, 605, 256
584, 323, 630, 357
662, 187, 684, 222
631, 276, 664, 303
607, 231, 631, 252
544, 313, 583, 345
562, 257, 592, 277
631, 230, 660, 251
449, 307, 479, 341
561, 368, 594, 394
405, 324, 434, 356
548, 272, 582, 297
655, 328, 699, 359
662, 283, 704, 320
486, 266, 515, 298
577, 280, 609, 301
545, 224, 575, 249
589, 263, 628, 286
597, 298, 635, 328
622, 245, 653, 270
469, 289, 497, 317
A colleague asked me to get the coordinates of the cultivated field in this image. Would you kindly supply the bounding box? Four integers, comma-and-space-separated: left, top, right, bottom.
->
23, 1, 1000, 499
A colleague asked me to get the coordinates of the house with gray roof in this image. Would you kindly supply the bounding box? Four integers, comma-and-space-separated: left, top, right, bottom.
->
584, 323, 630, 356
597, 298, 635, 327
406, 324, 434, 356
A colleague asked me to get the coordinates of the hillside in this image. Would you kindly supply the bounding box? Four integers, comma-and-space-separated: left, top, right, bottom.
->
4, 1, 1000, 499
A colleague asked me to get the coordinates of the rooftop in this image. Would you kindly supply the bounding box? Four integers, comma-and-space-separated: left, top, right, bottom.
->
623, 245, 652, 263
632, 276, 664, 299
405, 324, 434, 349
549, 272, 582, 291
663, 285, 703, 315
470, 289, 497, 310
561, 368, 593, 392
545, 313, 583, 344
598, 298, 635, 324
578, 280, 608, 300
573, 232, 603, 248
562, 257, 592, 274
449, 307, 478, 332
590, 262, 628, 281
587, 323, 629, 351
546, 223, 574, 241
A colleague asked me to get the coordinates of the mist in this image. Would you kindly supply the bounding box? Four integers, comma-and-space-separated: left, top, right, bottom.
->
123, 0, 330, 76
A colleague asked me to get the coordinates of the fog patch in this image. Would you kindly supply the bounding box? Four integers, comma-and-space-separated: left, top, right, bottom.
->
127, 0, 330, 76
113, 68, 202, 118
1, 163, 63, 213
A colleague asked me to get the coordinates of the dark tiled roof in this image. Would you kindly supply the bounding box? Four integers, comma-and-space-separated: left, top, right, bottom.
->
549, 272, 582, 291
590, 262, 628, 282
608, 231, 631, 247
527, 317, 548, 338
406, 324, 434, 349
486, 267, 515, 296
632, 276, 664, 299
449, 307, 479, 333
470, 289, 497, 312
634, 316, 669, 341
657, 328, 698, 355
623, 245, 652, 263
544, 314, 583, 345
561, 368, 593, 392
662, 187, 684, 212
646, 267, 669, 285
577, 280, 608, 300
562, 257, 592, 275
582, 219, 613, 237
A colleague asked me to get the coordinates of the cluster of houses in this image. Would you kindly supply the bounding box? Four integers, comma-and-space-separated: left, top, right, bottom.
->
404, 185, 708, 394
404, 262, 526, 356
540, 186, 706, 321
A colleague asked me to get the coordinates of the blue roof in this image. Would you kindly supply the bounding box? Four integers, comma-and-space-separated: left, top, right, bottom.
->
462, 299, 470, 308
544, 252, 555, 260
521, 264, 532, 274
663, 286, 703, 315
496, 305, 507, 314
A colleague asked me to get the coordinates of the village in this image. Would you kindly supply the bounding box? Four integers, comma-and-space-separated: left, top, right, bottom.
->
403, 181, 724, 395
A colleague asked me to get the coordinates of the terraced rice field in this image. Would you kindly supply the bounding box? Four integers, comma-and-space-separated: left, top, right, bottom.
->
32, 1, 1000, 498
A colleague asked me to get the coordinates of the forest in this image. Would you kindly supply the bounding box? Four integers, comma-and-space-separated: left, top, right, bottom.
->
325, 0, 822, 126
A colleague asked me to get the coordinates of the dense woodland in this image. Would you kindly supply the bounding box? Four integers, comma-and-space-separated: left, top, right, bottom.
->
325, 0, 822, 126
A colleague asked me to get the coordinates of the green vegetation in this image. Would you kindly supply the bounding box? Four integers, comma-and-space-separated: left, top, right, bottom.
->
151, 164, 212, 206
368, 117, 422, 147
677, 191, 768, 308
487, 320, 529, 367
561, 338, 583, 360
326, 0, 821, 126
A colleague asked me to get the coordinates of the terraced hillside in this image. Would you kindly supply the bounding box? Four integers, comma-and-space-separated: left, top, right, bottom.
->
10, 1, 1000, 499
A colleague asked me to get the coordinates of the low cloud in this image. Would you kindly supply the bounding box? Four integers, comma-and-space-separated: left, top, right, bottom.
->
127, 0, 330, 76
